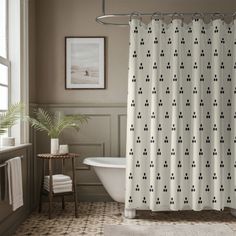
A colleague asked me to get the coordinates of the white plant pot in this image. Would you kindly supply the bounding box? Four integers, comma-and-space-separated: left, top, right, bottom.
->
51, 138, 59, 154
1, 137, 15, 147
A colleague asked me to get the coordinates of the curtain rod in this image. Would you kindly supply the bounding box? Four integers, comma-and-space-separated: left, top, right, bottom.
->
96, 0, 236, 26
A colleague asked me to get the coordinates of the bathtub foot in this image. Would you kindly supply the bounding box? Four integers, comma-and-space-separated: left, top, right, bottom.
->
124, 208, 136, 219
231, 209, 236, 217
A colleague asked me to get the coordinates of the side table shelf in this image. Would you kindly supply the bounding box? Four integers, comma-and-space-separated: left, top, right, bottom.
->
37, 153, 79, 219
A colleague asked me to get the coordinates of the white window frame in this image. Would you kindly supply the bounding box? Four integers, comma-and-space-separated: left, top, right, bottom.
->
0, 0, 10, 115
8, 0, 29, 144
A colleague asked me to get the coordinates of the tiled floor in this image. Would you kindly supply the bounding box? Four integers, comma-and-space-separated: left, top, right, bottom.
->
14, 202, 236, 235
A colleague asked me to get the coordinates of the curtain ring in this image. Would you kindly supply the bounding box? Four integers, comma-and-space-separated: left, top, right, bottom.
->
180, 13, 184, 22
129, 12, 142, 22
151, 12, 162, 20
232, 12, 236, 20
192, 13, 204, 21
171, 12, 184, 22
159, 13, 165, 21
171, 12, 182, 21
211, 13, 225, 21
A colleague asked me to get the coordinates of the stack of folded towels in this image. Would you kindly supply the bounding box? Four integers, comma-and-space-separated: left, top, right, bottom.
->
44, 174, 72, 193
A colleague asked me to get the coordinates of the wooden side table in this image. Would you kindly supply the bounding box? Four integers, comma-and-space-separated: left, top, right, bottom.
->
37, 153, 79, 219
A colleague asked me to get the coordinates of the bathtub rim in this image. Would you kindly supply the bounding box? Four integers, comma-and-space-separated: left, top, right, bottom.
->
83, 157, 126, 169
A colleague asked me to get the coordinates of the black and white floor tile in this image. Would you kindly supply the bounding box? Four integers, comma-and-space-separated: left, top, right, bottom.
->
14, 202, 236, 235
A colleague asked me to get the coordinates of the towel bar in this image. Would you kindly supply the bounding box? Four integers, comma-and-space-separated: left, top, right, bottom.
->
0, 156, 24, 169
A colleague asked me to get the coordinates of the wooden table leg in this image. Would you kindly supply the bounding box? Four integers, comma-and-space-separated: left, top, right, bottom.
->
61, 159, 65, 210
49, 158, 53, 219
62, 196, 65, 209
72, 157, 78, 218
38, 159, 44, 213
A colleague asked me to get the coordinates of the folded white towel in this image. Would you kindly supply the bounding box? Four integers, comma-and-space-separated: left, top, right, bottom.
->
44, 183, 72, 189
6, 157, 23, 211
44, 174, 71, 183
44, 185, 72, 193
44, 180, 72, 187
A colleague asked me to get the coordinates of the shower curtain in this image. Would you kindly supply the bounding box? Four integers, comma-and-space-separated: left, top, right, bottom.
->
125, 17, 236, 211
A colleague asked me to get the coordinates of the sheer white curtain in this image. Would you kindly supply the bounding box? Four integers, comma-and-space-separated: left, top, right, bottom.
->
125, 18, 236, 211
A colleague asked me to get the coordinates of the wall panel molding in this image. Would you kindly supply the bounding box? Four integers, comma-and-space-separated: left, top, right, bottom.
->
68, 142, 105, 170
30, 102, 127, 108
30, 102, 127, 201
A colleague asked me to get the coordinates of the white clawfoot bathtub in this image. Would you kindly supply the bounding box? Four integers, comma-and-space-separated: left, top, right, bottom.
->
83, 157, 136, 218
83, 157, 126, 203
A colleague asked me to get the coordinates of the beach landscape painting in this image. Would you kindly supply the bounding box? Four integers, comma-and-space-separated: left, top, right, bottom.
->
66, 37, 105, 89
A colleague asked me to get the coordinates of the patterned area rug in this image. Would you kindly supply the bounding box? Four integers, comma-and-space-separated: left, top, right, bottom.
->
14, 202, 236, 236
104, 224, 235, 236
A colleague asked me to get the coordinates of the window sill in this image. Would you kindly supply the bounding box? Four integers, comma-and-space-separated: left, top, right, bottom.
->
0, 143, 31, 154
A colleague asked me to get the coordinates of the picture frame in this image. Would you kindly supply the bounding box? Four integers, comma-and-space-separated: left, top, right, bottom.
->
65, 37, 105, 89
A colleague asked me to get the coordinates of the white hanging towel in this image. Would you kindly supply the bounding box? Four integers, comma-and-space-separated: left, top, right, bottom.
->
6, 157, 23, 211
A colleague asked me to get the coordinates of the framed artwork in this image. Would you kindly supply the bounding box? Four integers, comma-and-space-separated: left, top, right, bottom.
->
65, 37, 105, 89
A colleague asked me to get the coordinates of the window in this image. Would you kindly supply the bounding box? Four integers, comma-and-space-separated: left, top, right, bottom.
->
0, 0, 29, 144
0, 0, 10, 114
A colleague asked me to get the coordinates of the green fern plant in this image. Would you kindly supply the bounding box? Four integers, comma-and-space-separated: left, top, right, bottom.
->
28, 108, 89, 138
0, 103, 24, 135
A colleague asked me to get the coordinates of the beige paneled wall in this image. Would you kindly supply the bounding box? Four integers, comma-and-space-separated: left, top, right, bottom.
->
34, 104, 127, 200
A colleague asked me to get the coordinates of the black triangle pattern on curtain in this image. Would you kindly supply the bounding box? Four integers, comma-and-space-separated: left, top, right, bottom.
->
125, 18, 236, 211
